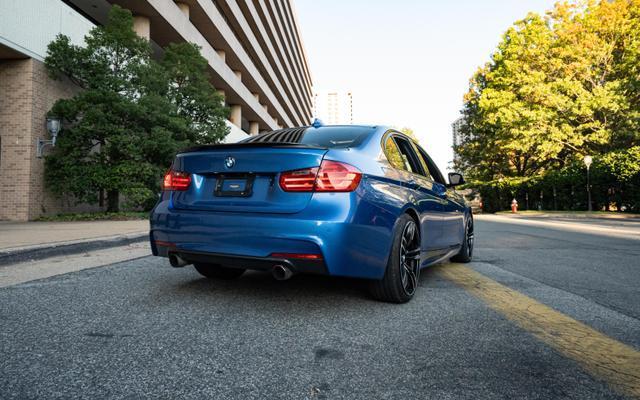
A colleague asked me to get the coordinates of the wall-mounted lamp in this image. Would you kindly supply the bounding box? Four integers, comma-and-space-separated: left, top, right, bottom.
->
37, 116, 61, 158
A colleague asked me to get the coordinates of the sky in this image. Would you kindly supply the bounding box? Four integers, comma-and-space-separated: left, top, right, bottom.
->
294, 0, 557, 172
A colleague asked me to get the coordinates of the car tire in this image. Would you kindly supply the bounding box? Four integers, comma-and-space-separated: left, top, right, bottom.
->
451, 214, 474, 263
193, 263, 246, 279
368, 214, 421, 303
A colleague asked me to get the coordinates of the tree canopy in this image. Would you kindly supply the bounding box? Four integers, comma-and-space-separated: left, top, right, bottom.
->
456, 0, 640, 211
44, 5, 228, 211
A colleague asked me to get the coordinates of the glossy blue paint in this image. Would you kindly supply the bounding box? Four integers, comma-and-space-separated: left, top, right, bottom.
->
172, 147, 327, 214
150, 125, 471, 279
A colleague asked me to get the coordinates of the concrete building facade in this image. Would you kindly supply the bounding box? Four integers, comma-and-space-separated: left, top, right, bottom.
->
0, 0, 313, 221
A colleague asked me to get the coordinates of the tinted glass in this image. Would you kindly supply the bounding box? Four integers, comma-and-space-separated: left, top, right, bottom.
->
393, 136, 423, 174
415, 145, 446, 184
299, 128, 370, 148
384, 136, 407, 170
411, 143, 434, 181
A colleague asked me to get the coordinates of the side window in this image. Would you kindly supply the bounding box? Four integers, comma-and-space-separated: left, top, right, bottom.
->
411, 142, 434, 181
393, 136, 424, 175
383, 136, 407, 171
415, 145, 446, 184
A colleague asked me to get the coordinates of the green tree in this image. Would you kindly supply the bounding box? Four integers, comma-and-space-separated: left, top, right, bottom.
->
547, 0, 636, 156
460, 13, 562, 180
161, 42, 228, 142
457, 0, 640, 212
44, 5, 228, 212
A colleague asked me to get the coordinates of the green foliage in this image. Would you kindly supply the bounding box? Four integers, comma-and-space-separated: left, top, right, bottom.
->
36, 211, 148, 222
458, 0, 640, 211
44, 5, 228, 212
473, 148, 640, 213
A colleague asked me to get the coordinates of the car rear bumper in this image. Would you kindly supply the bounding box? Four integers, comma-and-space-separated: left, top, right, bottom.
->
158, 248, 328, 275
149, 192, 396, 279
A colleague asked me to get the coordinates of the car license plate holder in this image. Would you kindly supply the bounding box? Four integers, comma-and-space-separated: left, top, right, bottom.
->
214, 174, 255, 197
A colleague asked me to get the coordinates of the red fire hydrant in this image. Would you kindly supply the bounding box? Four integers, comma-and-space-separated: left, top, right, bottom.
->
511, 198, 518, 213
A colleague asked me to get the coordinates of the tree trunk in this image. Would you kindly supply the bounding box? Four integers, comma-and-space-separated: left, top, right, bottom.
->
106, 190, 119, 213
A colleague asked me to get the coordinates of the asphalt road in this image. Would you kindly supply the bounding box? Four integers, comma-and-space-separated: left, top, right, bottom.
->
1, 215, 639, 399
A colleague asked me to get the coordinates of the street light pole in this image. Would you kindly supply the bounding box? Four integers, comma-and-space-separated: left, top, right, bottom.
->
584, 155, 593, 212
498, 177, 504, 211
587, 167, 592, 211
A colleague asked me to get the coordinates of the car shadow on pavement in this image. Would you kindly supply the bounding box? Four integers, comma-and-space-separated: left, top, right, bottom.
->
173, 270, 371, 302
168, 265, 441, 305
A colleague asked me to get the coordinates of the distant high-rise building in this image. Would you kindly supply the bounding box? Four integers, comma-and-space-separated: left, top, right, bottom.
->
313, 91, 353, 125
452, 116, 467, 164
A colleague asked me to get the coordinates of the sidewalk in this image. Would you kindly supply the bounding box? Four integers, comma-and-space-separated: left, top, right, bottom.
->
478, 213, 640, 241
0, 220, 148, 250
0, 220, 148, 265
494, 210, 640, 220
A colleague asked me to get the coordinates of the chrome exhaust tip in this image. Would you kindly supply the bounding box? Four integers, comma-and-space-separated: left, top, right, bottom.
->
169, 254, 190, 268
272, 264, 293, 281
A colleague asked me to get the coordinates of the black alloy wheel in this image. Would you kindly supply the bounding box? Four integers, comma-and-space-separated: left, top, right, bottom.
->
369, 214, 422, 303
399, 220, 421, 296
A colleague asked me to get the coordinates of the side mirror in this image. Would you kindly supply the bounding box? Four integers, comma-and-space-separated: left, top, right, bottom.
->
448, 172, 465, 187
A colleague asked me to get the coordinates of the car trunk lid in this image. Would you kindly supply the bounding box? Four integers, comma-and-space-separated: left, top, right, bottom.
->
171, 144, 327, 214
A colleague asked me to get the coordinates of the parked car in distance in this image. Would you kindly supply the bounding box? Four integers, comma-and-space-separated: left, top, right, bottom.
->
150, 123, 474, 303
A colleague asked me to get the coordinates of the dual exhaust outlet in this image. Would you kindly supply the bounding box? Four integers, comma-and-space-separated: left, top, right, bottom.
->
168, 253, 293, 281
271, 264, 293, 281
169, 254, 190, 268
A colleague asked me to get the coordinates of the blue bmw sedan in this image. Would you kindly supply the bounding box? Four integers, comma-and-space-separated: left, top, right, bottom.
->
150, 124, 474, 303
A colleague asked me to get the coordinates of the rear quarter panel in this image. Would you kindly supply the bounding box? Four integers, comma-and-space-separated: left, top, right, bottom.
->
321, 129, 435, 266
325, 128, 467, 266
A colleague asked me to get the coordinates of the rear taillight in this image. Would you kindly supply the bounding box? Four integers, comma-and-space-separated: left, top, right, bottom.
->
314, 160, 362, 192
279, 160, 362, 192
162, 171, 191, 191
279, 167, 319, 192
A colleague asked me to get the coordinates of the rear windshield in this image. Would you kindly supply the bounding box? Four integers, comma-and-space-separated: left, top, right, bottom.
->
242, 126, 372, 148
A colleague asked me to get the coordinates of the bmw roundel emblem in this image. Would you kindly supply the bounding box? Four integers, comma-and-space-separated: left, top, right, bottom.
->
224, 156, 235, 169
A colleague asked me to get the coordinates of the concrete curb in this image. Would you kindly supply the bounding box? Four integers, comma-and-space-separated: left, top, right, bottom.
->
0, 232, 148, 267
494, 212, 640, 220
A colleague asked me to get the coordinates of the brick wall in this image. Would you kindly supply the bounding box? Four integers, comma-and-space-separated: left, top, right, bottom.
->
0, 58, 101, 221
0, 59, 33, 221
